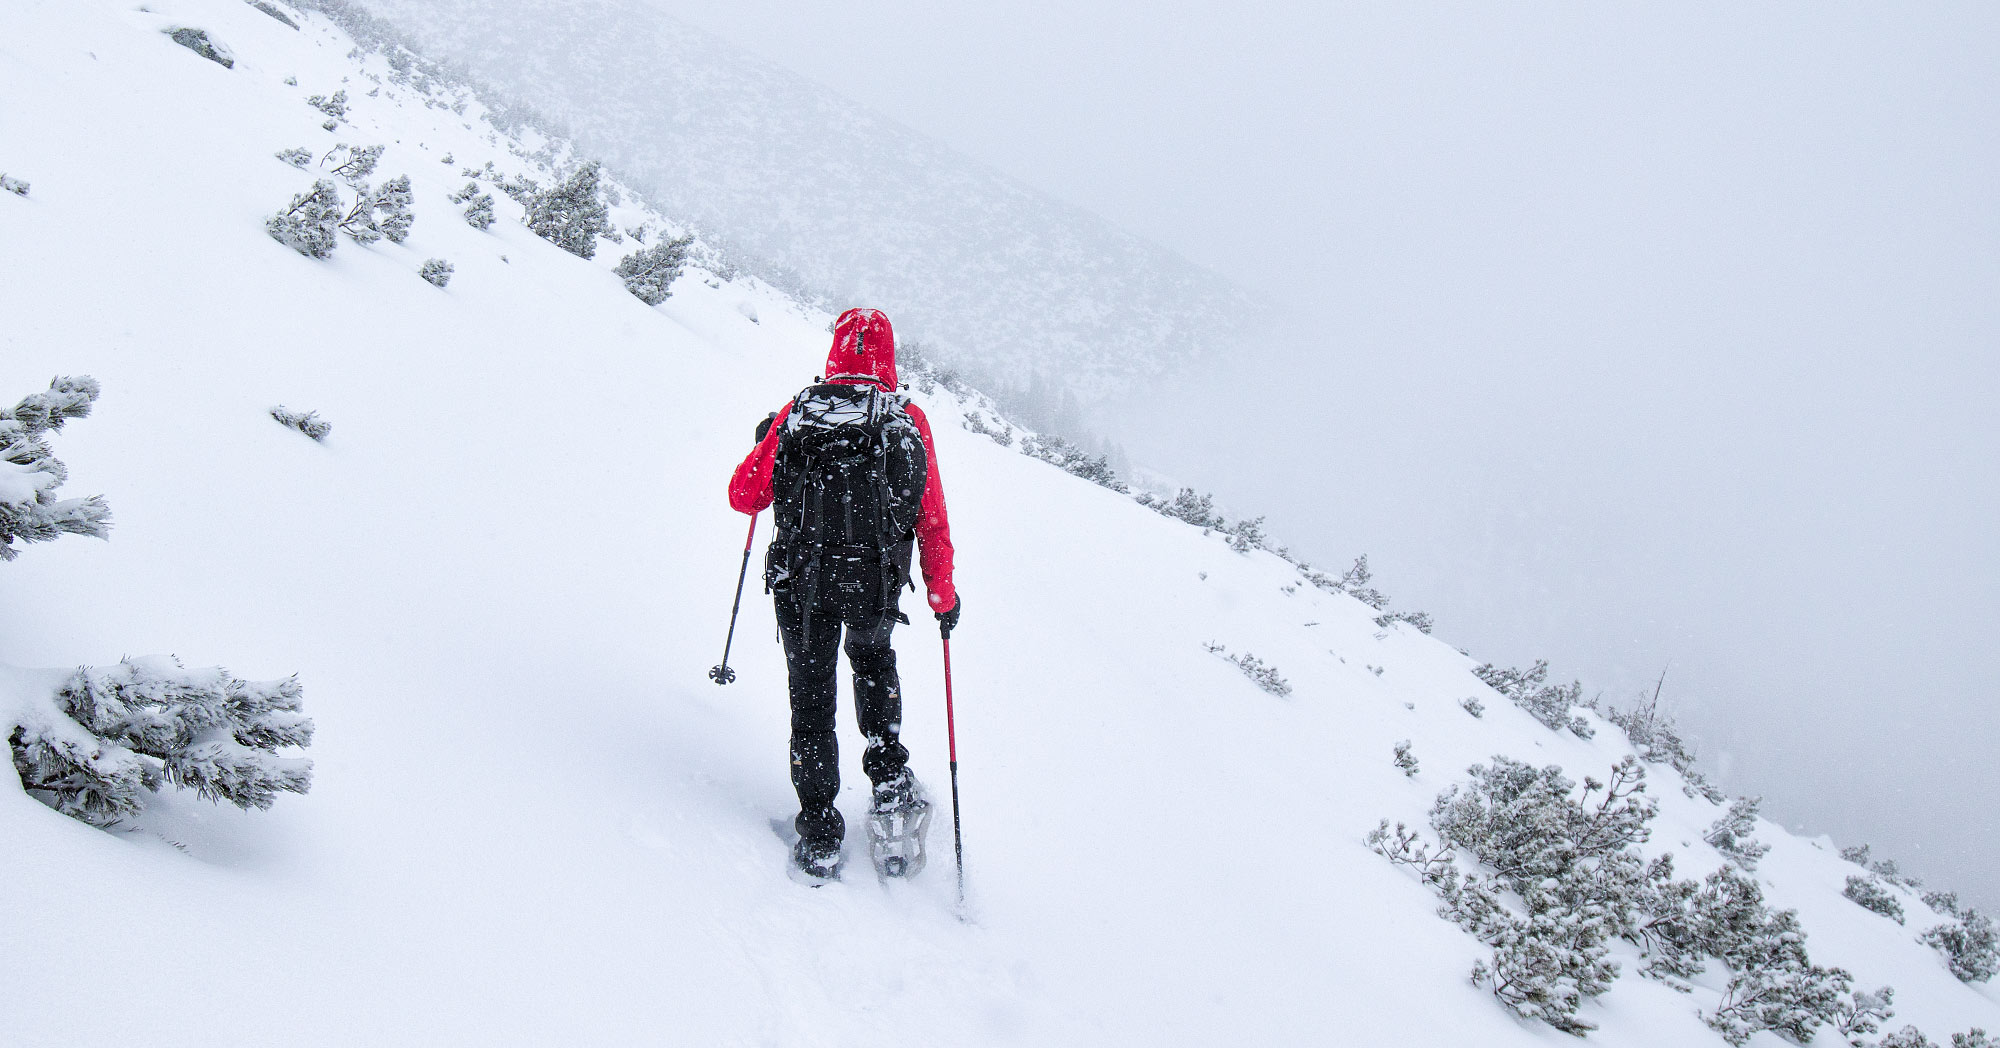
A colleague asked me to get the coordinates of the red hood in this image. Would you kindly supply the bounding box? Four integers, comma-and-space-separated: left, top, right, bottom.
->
824, 308, 898, 390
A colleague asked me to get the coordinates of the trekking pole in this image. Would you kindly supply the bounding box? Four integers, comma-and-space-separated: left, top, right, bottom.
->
709, 512, 758, 685
941, 631, 966, 909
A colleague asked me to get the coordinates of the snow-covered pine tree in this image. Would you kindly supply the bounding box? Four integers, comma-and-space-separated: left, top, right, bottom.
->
9, 656, 313, 828
1955, 1031, 1996, 1048
419, 258, 454, 288
372, 174, 414, 243
1702, 904, 1854, 1047
322, 142, 382, 186
612, 233, 693, 304
449, 181, 495, 229
1375, 609, 1436, 634
1704, 796, 1771, 871
1472, 660, 1585, 731
525, 161, 612, 259
1227, 516, 1266, 553
1920, 907, 1999, 983
270, 405, 331, 442
1844, 876, 1907, 924
1833, 987, 1897, 1046
266, 179, 343, 258
337, 185, 381, 243
307, 88, 348, 121
1460, 696, 1486, 718
1393, 740, 1419, 777
1153, 487, 1222, 529
1, 376, 110, 561
275, 146, 313, 168
1881, 1027, 1938, 1048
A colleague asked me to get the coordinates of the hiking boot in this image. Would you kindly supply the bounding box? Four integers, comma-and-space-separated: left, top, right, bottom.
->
789, 833, 844, 885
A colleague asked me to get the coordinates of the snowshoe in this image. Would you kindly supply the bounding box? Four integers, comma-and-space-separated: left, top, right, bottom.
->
788, 832, 845, 886
866, 776, 933, 879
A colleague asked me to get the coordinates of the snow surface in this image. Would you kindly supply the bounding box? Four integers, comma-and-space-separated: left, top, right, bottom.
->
2, 2, 1995, 1045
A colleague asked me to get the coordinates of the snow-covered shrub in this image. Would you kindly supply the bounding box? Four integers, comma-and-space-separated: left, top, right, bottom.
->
8, 656, 312, 827
270, 405, 331, 442
1148, 487, 1222, 529
1844, 876, 1906, 924
1022, 433, 1128, 493
1833, 987, 1896, 1046
2, 376, 111, 561
1375, 609, 1435, 634
613, 233, 694, 305
419, 258, 453, 288
373, 174, 414, 243
337, 187, 380, 243
1393, 740, 1419, 777
1955, 1031, 1996, 1048
0, 174, 26, 196
1293, 554, 1389, 610
247, 0, 300, 29
307, 88, 349, 121
1228, 651, 1290, 697
1703, 796, 1771, 871
1882, 1027, 1937, 1048
1702, 913, 1854, 1047
164, 27, 235, 68
1460, 696, 1485, 718
1472, 660, 1585, 731
1605, 691, 1703, 777
274, 146, 312, 168
496, 172, 542, 204
267, 179, 342, 257
525, 161, 612, 259
1920, 908, 1998, 984
1568, 714, 1595, 740
1226, 515, 1266, 553
449, 181, 495, 229
323, 143, 382, 186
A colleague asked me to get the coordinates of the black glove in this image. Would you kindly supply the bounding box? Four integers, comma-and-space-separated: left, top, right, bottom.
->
754, 412, 778, 443
936, 595, 961, 638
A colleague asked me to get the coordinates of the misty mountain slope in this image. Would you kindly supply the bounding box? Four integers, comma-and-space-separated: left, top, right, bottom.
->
2, 3, 1995, 1046
339, 0, 1251, 401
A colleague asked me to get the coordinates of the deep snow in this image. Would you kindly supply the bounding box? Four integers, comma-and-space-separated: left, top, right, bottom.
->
2, 2, 1995, 1045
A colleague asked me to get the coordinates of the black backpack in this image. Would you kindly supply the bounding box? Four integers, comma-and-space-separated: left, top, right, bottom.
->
765, 382, 927, 618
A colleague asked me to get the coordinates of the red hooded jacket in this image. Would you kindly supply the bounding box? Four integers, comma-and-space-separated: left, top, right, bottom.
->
728, 308, 957, 612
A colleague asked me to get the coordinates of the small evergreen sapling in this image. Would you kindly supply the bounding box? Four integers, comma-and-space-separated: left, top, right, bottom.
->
322, 143, 382, 186
270, 406, 331, 442
1881, 1028, 1938, 1048
525, 161, 613, 258
1, 376, 111, 561
1472, 659, 1585, 731
307, 88, 349, 121
613, 233, 694, 305
419, 259, 454, 288
1459, 696, 1485, 718
9, 656, 313, 827
0, 174, 27, 196
1393, 740, 1419, 777
449, 181, 496, 229
267, 179, 342, 258
1833, 987, 1896, 1046
274, 146, 313, 168
373, 174, 414, 243
1920, 907, 1999, 983
337, 187, 381, 243
1704, 796, 1771, 871
1374, 609, 1436, 634
1955, 1031, 1996, 1048
1844, 875, 1906, 924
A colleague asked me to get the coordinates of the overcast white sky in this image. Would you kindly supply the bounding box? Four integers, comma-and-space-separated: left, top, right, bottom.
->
654, 0, 1998, 899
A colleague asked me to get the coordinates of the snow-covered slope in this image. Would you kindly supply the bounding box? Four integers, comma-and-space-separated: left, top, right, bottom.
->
344, 0, 1252, 401
2, 3, 1994, 1046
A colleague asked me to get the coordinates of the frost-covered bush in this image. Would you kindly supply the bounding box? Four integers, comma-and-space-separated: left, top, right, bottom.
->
1955, 1031, 1996, 1048
1375, 609, 1435, 634
419, 258, 453, 288
270, 405, 330, 442
165, 27, 235, 68
9, 656, 312, 827
1472, 660, 1585, 731
1844, 876, 1906, 924
1146, 487, 1222, 529
1833, 986, 1897, 1046
1226, 515, 1266, 553
2, 376, 111, 561
266, 178, 342, 258
1022, 433, 1127, 493
525, 161, 612, 258
274, 146, 312, 168
497, 172, 542, 204
1229, 651, 1290, 697
1882, 1028, 1938, 1048
1704, 796, 1771, 871
613, 233, 693, 305
1393, 740, 1419, 777
449, 181, 495, 229
307, 88, 349, 121
373, 174, 414, 243
337, 187, 381, 243
1460, 696, 1485, 718
1702, 912, 1854, 1047
0, 174, 26, 196
322, 143, 382, 186
1293, 554, 1389, 610
1920, 907, 1998, 984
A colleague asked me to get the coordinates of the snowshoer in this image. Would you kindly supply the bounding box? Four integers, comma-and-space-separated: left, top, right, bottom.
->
728, 307, 961, 882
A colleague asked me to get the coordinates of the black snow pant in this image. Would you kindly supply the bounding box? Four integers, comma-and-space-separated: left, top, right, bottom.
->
776, 585, 911, 847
